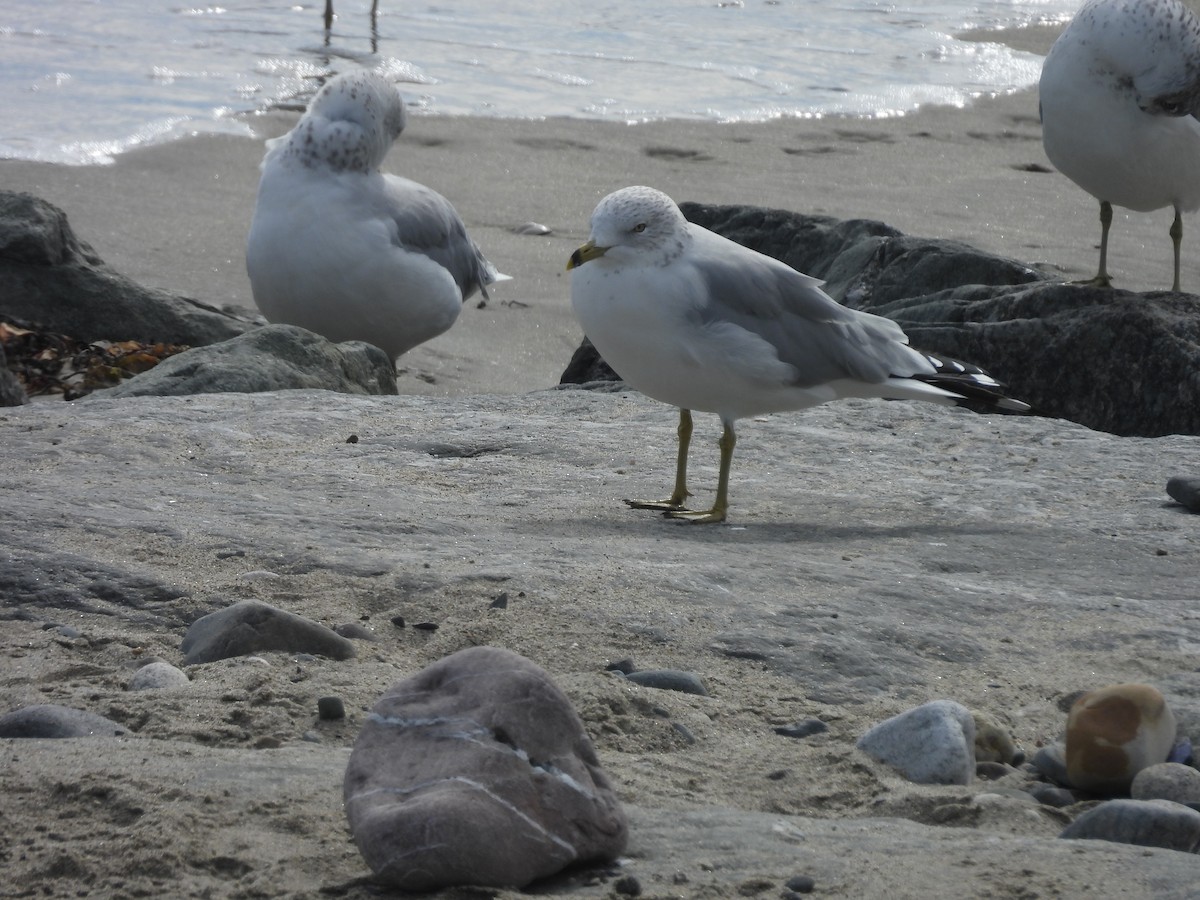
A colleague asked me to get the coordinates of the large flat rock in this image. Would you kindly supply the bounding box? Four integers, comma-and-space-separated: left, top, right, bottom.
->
1, 388, 1198, 896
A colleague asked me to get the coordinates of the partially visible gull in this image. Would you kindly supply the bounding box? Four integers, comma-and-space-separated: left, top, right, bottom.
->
568, 186, 1029, 524
1040, 0, 1200, 291
246, 71, 506, 361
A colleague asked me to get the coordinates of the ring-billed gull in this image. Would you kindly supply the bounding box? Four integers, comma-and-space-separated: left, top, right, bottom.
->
1040, 0, 1200, 292
568, 186, 1029, 524
246, 71, 506, 362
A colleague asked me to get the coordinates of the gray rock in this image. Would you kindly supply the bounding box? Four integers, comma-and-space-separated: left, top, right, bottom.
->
127, 661, 190, 691
774, 719, 829, 739
1032, 744, 1071, 786
343, 645, 628, 891
563, 203, 1200, 438
98, 324, 397, 398
181, 599, 356, 665
0, 704, 130, 738
623, 669, 709, 696
1167, 476, 1200, 512
1060, 798, 1200, 852
1131, 763, 1200, 805
0, 343, 27, 406
1028, 783, 1077, 809
857, 699, 976, 785
0, 191, 255, 347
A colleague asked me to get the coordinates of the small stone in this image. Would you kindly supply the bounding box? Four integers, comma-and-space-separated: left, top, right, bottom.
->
343, 646, 627, 891
973, 711, 1021, 764
623, 669, 708, 696
1060, 798, 1200, 852
1028, 783, 1077, 808
613, 874, 642, 896
127, 661, 190, 691
412, 622, 439, 632
0, 704, 130, 738
785, 874, 816, 893
391, 615, 406, 628
1130, 762, 1200, 804
317, 696, 345, 721
181, 599, 356, 665
1166, 476, 1200, 512
774, 718, 828, 739
346, 433, 359, 444
1031, 743, 1070, 786
334, 622, 381, 642
856, 699, 976, 785
975, 761, 1015, 780
490, 592, 509, 609
1065, 683, 1177, 794
514, 221, 552, 236
605, 658, 637, 675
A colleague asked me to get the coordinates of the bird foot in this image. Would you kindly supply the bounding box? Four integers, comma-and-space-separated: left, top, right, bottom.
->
663, 507, 726, 524
1071, 274, 1112, 289
625, 497, 688, 512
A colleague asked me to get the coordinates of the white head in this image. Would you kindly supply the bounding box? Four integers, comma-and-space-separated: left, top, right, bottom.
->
269, 71, 407, 173
567, 186, 692, 271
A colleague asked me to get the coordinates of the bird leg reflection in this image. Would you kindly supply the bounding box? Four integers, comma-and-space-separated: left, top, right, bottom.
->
626, 408, 693, 511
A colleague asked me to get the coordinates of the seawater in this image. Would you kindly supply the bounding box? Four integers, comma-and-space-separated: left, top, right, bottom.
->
1, 0, 1081, 166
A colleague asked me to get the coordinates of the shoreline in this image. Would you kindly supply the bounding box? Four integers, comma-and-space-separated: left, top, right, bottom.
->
1, 81, 1193, 396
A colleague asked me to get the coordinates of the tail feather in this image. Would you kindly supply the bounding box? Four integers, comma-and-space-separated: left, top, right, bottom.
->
911, 351, 1030, 414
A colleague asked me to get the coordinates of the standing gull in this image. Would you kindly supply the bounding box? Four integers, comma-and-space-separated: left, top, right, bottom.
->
1039, 0, 1200, 292
246, 71, 506, 362
568, 186, 1029, 524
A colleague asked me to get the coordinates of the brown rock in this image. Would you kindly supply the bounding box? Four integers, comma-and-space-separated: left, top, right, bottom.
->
1065, 684, 1177, 794
343, 646, 627, 891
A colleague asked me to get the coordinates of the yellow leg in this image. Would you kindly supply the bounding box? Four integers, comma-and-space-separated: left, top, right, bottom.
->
1077, 200, 1114, 288
1171, 206, 1183, 292
627, 408, 693, 511
665, 420, 736, 524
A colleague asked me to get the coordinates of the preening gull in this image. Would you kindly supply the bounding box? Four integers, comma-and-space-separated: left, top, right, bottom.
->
568, 186, 1029, 524
1039, 0, 1200, 291
246, 71, 506, 362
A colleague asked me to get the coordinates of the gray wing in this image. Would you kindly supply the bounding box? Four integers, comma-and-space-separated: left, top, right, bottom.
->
381, 175, 502, 301
686, 226, 928, 387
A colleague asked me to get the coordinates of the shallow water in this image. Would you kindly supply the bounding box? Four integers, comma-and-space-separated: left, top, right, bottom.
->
2, 0, 1080, 165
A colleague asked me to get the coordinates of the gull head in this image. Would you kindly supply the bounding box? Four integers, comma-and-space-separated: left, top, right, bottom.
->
567, 186, 691, 271
273, 70, 408, 173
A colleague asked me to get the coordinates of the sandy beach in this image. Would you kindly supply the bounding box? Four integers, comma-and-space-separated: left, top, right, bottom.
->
5, 28, 1200, 896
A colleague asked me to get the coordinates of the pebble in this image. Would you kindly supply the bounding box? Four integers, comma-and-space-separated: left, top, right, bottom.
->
514, 221, 552, 235
622, 669, 709, 696
784, 874, 816, 893
856, 699, 976, 785
127, 661, 190, 691
1027, 782, 1077, 809
973, 711, 1022, 765
1060, 798, 1200, 852
774, 718, 828, 739
317, 696, 345, 721
1031, 744, 1070, 786
612, 875, 641, 896
1065, 683, 1177, 794
605, 658, 637, 675
1130, 762, 1200, 805
1166, 475, 1200, 511
0, 704, 129, 738
180, 599, 356, 665
334, 622, 380, 642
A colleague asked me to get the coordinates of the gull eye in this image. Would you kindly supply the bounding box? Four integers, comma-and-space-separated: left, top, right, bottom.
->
632, 223, 647, 233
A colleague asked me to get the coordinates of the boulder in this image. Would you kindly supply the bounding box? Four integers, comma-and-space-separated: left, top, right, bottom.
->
344, 646, 628, 891
97, 324, 398, 398
0, 191, 256, 347
181, 599, 357, 665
